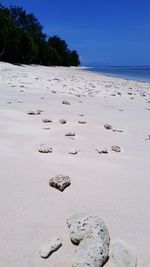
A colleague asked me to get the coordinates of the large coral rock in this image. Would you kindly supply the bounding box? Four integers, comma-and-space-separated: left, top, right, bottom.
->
72, 237, 109, 267
49, 174, 71, 191
67, 213, 110, 245
67, 213, 110, 267
109, 241, 137, 267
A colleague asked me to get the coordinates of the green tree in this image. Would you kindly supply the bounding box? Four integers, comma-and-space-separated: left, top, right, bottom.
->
9, 6, 46, 42
0, 4, 18, 60
48, 36, 70, 66
69, 50, 80, 66
0, 3, 80, 66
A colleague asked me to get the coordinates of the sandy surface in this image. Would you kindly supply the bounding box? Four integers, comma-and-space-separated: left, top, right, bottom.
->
0, 62, 150, 266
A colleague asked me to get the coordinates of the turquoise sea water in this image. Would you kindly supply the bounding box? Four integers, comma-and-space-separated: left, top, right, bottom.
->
88, 66, 150, 83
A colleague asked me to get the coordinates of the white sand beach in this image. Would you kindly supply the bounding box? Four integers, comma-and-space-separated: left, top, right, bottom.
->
0, 62, 150, 266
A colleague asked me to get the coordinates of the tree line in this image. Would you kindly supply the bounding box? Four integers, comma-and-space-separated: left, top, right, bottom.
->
0, 3, 80, 66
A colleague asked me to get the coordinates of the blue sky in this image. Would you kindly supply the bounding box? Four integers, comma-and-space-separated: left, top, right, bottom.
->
1, 0, 150, 66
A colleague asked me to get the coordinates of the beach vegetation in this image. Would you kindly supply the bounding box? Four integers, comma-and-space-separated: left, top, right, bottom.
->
0, 3, 80, 66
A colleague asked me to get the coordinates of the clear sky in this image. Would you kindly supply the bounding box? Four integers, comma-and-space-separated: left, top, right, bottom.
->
1, 0, 150, 66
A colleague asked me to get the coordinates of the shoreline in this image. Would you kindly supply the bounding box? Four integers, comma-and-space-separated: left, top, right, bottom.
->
1, 60, 150, 85
81, 65, 150, 84
0, 62, 150, 266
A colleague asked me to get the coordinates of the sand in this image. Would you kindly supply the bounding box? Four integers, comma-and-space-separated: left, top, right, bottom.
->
0, 61, 150, 266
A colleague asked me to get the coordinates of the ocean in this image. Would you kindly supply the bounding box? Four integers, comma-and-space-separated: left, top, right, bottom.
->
88, 66, 150, 83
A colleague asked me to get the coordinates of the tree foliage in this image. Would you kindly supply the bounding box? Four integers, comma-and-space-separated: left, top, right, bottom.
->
0, 3, 80, 66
